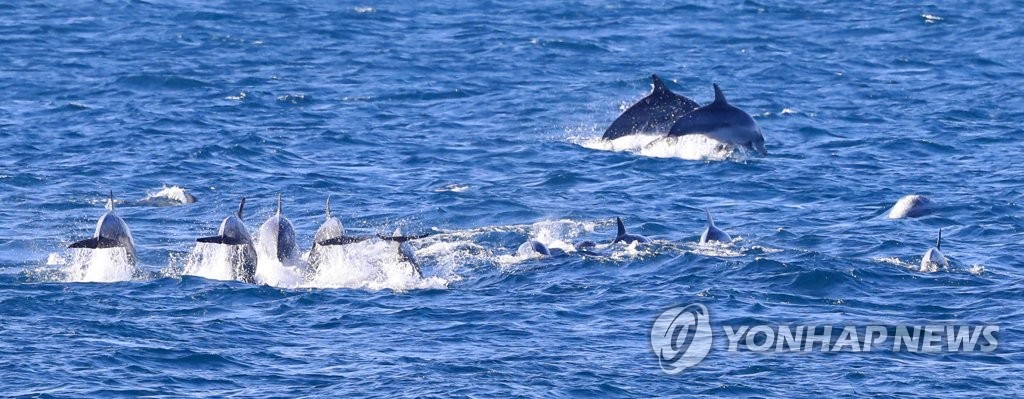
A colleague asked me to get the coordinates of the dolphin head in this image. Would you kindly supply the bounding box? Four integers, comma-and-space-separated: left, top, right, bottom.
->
218, 215, 253, 245
313, 195, 345, 246
313, 217, 344, 245
95, 211, 135, 249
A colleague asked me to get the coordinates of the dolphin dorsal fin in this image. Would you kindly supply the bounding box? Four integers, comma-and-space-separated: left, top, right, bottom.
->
705, 208, 716, 227
107, 190, 115, 212
712, 83, 727, 105
651, 74, 668, 95
237, 197, 246, 219
616, 217, 626, 237
393, 227, 402, 236
325, 195, 332, 220
276, 194, 282, 215
936, 228, 942, 250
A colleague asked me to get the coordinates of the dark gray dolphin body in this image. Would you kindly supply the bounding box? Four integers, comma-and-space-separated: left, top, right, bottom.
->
699, 208, 732, 244
602, 74, 700, 140
69, 191, 138, 265
196, 197, 257, 283
257, 195, 299, 263
669, 84, 767, 155
612, 217, 651, 245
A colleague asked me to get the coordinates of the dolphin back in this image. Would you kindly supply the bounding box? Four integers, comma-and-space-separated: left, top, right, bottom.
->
276, 217, 298, 262
602, 75, 700, 140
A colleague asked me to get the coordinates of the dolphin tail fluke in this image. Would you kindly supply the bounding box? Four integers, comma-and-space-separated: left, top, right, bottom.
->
197, 235, 248, 246
318, 236, 371, 246
616, 217, 626, 237
712, 83, 727, 104
107, 190, 116, 211
276, 194, 282, 215
69, 236, 122, 249
936, 229, 942, 250
325, 195, 332, 220
237, 197, 246, 219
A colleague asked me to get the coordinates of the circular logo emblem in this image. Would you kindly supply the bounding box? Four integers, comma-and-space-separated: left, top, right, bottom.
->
650, 304, 713, 374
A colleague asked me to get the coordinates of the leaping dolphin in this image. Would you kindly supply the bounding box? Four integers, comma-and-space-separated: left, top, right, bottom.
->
309, 196, 342, 269
196, 197, 257, 283
669, 84, 767, 155
379, 227, 425, 278
69, 191, 138, 265
920, 229, 948, 271
888, 195, 934, 219
699, 208, 732, 244
602, 74, 701, 140
257, 194, 300, 264
312, 207, 429, 278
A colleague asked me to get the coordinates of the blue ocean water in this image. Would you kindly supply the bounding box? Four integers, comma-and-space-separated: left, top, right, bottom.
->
2, 1, 1023, 396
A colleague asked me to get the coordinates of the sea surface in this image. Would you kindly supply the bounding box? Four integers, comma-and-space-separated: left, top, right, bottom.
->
1, 1, 1023, 397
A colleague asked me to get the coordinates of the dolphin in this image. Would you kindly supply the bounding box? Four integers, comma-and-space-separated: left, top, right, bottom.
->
196, 197, 257, 283
699, 208, 732, 244
668, 84, 767, 155
517, 239, 563, 258
888, 195, 934, 219
69, 191, 138, 265
517, 218, 645, 258
920, 229, 949, 271
379, 227, 425, 278
602, 74, 701, 140
314, 215, 428, 278
309, 196, 343, 271
612, 217, 651, 245
518, 239, 597, 258
257, 194, 300, 264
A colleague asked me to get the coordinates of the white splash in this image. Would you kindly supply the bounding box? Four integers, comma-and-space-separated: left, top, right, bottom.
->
577, 134, 736, 161
435, 183, 470, 193
63, 248, 137, 282
256, 258, 308, 287
182, 243, 245, 281
689, 238, 745, 257
876, 256, 949, 273
304, 239, 447, 291
143, 185, 196, 205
